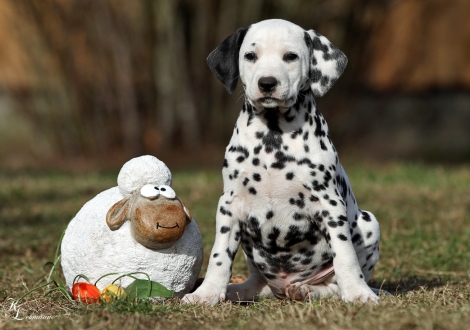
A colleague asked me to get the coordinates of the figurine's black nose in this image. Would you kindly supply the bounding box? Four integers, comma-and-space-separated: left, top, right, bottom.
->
258, 76, 278, 93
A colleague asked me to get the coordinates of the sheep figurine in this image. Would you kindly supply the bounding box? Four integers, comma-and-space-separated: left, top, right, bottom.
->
61, 155, 203, 298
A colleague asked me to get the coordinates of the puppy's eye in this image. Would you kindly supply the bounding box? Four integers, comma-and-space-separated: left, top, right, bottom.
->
141, 184, 160, 198
158, 185, 176, 199
283, 52, 299, 62
244, 52, 257, 62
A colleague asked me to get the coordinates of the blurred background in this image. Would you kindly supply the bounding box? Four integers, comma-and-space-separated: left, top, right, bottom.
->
0, 0, 469, 170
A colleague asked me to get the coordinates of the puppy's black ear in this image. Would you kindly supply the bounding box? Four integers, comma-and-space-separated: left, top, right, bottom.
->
304, 30, 348, 97
207, 28, 248, 94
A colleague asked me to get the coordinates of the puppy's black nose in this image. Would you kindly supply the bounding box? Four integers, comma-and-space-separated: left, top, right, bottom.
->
258, 76, 278, 93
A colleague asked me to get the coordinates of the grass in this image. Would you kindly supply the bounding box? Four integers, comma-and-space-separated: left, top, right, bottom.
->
1, 161, 470, 329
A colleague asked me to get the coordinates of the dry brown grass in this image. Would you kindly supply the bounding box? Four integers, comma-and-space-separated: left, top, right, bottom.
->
1, 162, 470, 329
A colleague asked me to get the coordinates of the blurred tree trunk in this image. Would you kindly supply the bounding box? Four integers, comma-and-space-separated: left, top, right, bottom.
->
91, 0, 142, 156
153, 0, 201, 148
3, 0, 469, 165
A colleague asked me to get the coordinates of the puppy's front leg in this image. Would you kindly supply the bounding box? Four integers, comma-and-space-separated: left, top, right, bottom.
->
182, 194, 240, 305
318, 204, 379, 303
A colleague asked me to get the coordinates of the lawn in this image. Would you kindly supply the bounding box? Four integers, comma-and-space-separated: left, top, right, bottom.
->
0, 161, 469, 329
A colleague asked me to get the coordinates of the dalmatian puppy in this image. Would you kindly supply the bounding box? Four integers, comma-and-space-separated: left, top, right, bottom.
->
183, 19, 380, 305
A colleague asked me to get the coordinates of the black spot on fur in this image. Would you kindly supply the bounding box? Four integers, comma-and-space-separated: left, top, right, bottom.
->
305, 250, 315, 257
248, 187, 257, 195
351, 233, 361, 243
336, 175, 348, 199
253, 173, 261, 181
233, 230, 241, 241
262, 110, 283, 153
320, 76, 330, 87
271, 151, 295, 169
301, 258, 312, 265
284, 225, 303, 247
310, 195, 319, 202
219, 206, 232, 217
228, 145, 249, 158
338, 234, 348, 241
226, 247, 236, 260
327, 221, 337, 228
286, 172, 294, 180
314, 114, 326, 137
220, 226, 230, 234
290, 128, 303, 139
303, 131, 309, 141
310, 68, 322, 83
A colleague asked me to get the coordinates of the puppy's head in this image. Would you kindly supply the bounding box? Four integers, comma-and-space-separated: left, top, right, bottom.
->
207, 19, 348, 111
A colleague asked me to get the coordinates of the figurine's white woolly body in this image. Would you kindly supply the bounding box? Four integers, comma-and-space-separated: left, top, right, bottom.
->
61, 156, 203, 297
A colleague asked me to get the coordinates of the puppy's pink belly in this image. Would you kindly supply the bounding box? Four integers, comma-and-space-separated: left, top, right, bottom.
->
265, 264, 335, 299
265, 273, 301, 298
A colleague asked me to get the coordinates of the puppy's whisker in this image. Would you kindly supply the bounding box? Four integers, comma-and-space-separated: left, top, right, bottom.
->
236, 92, 246, 104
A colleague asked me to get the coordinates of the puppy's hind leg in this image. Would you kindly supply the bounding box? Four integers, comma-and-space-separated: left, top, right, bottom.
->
349, 210, 392, 296
352, 210, 380, 282
286, 276, 341, 301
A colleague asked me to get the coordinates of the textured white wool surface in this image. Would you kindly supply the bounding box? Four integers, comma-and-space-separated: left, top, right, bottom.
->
117, 155, 172, 196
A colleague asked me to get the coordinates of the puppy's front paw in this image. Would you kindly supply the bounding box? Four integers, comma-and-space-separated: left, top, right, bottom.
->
342, 286, 380, 304
182, 289, 225, 306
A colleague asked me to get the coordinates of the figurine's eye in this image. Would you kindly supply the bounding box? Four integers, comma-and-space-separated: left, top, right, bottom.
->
158, 185, 176, 199
140, 184, 160, 198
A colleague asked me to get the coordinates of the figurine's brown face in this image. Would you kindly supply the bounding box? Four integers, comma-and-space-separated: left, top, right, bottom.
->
106, 185, 191, 250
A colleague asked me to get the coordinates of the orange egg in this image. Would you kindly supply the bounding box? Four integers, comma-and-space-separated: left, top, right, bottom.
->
72, 282, 101, 304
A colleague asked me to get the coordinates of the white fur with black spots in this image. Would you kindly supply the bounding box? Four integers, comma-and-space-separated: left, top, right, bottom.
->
183, 19, 380, 305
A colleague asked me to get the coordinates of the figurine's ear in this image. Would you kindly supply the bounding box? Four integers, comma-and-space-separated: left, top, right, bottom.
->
176, 197, 192, 224
207, 27, 248, 94
106, 196, 132, 230
304, 30, 347, 97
